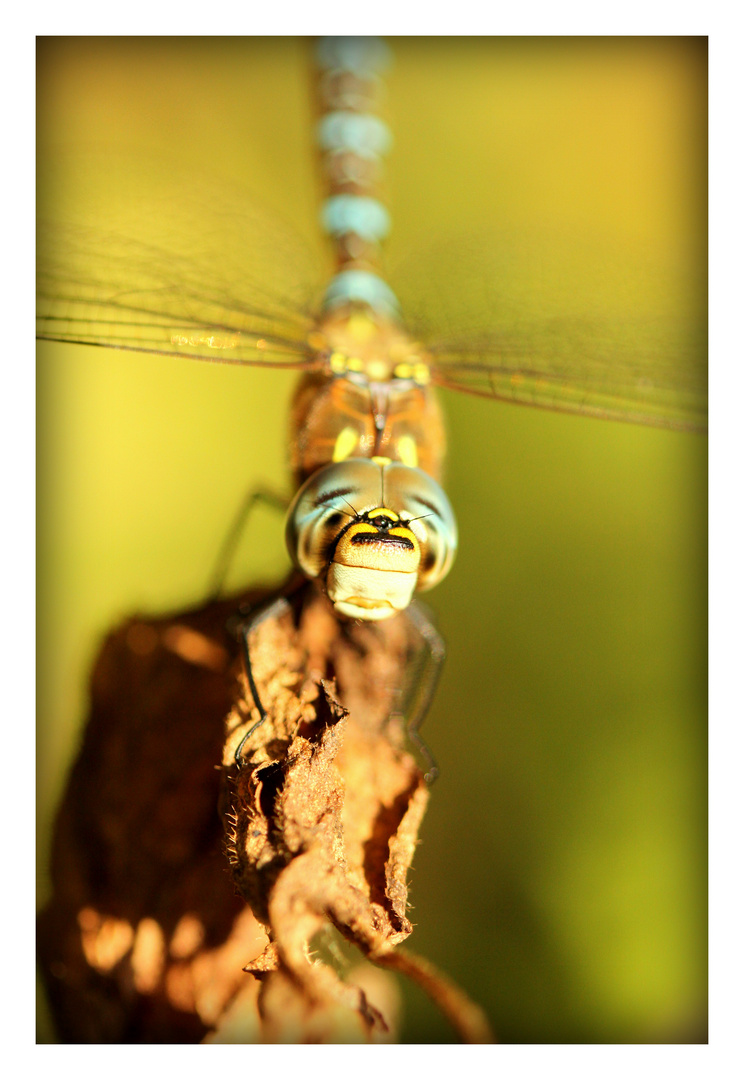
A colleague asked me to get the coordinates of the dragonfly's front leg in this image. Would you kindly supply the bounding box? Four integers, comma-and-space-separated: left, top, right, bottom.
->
229, 593, 293, 766
207, 487, 290, 601
398, 601, 447, 784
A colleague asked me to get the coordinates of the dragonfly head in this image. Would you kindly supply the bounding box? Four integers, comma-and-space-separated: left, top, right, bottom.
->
285, 456, 457, 621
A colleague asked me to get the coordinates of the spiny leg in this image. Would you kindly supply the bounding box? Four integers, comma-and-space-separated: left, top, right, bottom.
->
231, 593, 293, 766
399, 601, 447, 784
206, 487, 290, 601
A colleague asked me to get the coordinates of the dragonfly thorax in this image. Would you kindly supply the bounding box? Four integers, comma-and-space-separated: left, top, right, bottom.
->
313, 306, 430, 386
290, 306, 448, 486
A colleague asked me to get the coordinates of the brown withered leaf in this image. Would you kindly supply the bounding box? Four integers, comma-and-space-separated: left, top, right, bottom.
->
38, 581, 493, 1043
222, 585, 429, 940
220, 584, 492, 1042
37, 593, 269, 1043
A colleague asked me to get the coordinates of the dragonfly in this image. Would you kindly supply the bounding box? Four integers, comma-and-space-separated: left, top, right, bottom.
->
36, 37, 707, 779
36, 38, 708, 1041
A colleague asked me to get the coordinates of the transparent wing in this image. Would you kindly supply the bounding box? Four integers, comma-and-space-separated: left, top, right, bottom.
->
37, 153, 326, 371
37, 226, 319, 369
38, 157, 707, 432
390, 228, 707, 432
426, 324, 706, 432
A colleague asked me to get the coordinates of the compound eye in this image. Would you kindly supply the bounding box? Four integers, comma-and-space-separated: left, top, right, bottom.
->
377, 463, 458, 592
285, 460, 376, 580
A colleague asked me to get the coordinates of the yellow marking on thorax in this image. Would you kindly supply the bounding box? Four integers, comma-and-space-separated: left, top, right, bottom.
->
412, 361, 431, 385
396, 435, 419, 469
347, 312, 377, 342
366, 358, 390, 382
333, 427, 361, 462
371, 456, 392, 467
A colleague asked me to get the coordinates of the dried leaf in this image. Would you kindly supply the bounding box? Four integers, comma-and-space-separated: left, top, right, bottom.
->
38, 583, 493, 1043
37, 595, 267, 1042
221, 584, 493, 1042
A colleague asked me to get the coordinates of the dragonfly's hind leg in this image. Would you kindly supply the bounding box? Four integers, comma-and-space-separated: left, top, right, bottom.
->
229, 593, 293, 766
207, 487, 290, 600
399, 602, 447, 784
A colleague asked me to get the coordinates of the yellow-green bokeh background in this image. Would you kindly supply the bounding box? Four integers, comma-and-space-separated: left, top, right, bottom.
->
37, 37, 707, 1043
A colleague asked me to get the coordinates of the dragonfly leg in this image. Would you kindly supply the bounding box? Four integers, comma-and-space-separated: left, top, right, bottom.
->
399, 602, 447, 784
230, 593, 293, 767
207, 487, 290, 600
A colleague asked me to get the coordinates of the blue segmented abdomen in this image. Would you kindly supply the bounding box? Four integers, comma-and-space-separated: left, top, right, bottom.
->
315, 35, 391, 77
321, 193, 390, 243
317, 111, 392, 157
322, 269, 400, 318
315, 37, 399, 318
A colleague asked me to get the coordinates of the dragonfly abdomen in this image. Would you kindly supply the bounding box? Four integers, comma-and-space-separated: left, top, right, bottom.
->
315, 36, 400, 321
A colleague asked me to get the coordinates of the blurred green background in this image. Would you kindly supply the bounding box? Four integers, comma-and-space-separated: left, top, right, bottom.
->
37, 37, 707, 1042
